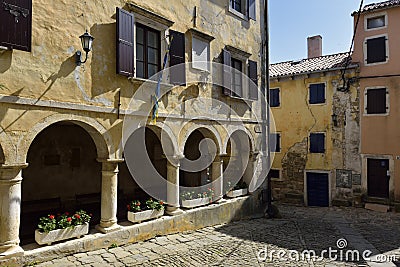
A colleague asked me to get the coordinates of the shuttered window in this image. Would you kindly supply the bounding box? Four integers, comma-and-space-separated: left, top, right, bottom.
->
309, 83, 325, 104
366, 37, 386, 64
116, 8, 135, 76
136, 24, 161, 79
169, 30, 186, 85
367, 88, 387, 114
310, 133, 325, 153
270, 133, 281, 153
231, 58, 243, 98
230, 0, 243, 13
270, 88, 280, 107
248, 60, 258, 100
222, 49, 232, 96
0, 0, 32, 51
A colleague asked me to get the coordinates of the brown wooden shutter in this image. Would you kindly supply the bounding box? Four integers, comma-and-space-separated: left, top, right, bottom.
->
116, 7, 134, 76
222, 49, 232, 96
248, 0, 256, 20
169, 30, 186, 85
366, 37, 386, 64
248, 60, 258, 100
0, 0, 32, 51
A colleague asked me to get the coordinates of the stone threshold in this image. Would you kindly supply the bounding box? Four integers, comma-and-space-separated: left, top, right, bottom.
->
0, 194, 264, 267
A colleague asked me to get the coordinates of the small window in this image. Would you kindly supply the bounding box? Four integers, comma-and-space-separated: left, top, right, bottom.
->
136, 23, 161, 79
366, 88, 387, 114
270, 88, 280, 107
367, 16, 385, 29
230, 0, 246, 14
310, 133, 325, 153
270, 133, 281, 153
268, 169, 280, 179
231, 58, 243, 97
366, 36, 387, 64
309, 83, 325, 104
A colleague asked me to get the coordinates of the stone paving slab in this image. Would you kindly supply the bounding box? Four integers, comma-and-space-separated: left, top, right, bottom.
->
31, 204, 400, 266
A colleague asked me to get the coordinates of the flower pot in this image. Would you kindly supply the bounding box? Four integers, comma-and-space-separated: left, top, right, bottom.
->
35, 223, 89, 245
127, 209, 164, 223
226, 188, 248, 198
181, 197, 211, 208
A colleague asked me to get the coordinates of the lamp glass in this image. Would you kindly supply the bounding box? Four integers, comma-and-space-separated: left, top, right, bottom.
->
79, 31, 94, 53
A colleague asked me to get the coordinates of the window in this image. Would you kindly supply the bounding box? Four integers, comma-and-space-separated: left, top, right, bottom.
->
366, 88, 387, 114
367, 15, 385, 29
228, 0, 256, 20
231, 58, 243, 97
366, 36, 387, 64
136, 23, 161, 79
192, 37, 210, 72
268, 169, 280, 179
0, 0, 32, 51
270, 88, 280, 107
309, 83, 325, 104
310, 133, 325, 153
270, 133, 281, 153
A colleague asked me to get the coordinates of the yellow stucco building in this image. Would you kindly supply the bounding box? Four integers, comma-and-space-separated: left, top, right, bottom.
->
269, 37, 361, 207
0, 0, 268, 262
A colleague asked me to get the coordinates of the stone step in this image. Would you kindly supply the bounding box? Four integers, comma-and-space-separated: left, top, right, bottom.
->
364, 203, 389, 212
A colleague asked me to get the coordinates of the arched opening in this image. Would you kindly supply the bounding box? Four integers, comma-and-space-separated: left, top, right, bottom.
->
180, 128, 219, 188
118, 127, 168, 221
224, 130, 253, 192
20, 122, 102, 244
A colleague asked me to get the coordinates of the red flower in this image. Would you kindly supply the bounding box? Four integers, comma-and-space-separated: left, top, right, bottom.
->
65, 212, 69, 216
160, 201, 164, 205
74, 214, 81, 219
89, 213, 93, 217
67, 217, 72, 222
135, 202, 140, 206
127, 204, 131, 210
49, 215, 55, 220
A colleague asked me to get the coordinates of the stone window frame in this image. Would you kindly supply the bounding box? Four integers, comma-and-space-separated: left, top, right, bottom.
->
363, 86, 390, 117
303, 170, 332, 207
364, 11, 388, 31
269, 168, 283, 181
363, 33, 389, 66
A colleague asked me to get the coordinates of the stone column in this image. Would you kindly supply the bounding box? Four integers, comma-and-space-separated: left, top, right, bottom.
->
211, 157, 224, 201
244, 152, 258, 193
96, 160, 122, 233
0, 164, 28, 259
166, 159, 183, 215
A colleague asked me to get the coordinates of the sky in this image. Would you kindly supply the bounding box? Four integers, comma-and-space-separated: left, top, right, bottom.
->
269, 0, 378, 63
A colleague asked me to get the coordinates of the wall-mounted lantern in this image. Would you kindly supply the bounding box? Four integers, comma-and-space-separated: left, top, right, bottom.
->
76, 30, 94, 66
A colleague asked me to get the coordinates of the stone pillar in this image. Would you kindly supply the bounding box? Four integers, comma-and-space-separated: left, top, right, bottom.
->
0, 164, 28, 259
166, 159, 183, 215
211, 157, 224, 201
244, 152, 258, 193
96, 160, 122, 233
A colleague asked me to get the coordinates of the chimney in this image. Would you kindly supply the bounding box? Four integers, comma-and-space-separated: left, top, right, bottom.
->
307, 35, 322, 58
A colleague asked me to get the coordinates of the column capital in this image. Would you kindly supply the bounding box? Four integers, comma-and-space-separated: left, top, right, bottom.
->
96, 158, 124, 164
0, 163, 27, 183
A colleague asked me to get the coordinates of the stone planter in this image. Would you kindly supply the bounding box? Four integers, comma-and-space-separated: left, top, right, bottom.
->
226, 188, 248, 198
127, 209, 164, 223
35, 223, 89, 245
181, 197, 211, 208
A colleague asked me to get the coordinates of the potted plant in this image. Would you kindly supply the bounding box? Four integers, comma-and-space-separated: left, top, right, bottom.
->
226, 181, 248, 198
35, 210, 91, 245
181, 188, 214, 208
127, 198, 164, 223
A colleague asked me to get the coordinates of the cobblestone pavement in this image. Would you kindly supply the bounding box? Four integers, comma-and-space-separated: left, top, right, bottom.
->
36, 204, 400, 267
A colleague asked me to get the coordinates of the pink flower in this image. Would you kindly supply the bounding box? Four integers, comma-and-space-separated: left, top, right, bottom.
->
67, 217, 72, 222
49, 215, 55, 220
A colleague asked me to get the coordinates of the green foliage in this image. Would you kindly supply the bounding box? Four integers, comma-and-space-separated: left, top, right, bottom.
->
181, 188, 214, 200
127, 200, 142, 212
109, 243, 118, 249
37, 215, 57, 233
127, 199, 164, 212
145, 198, 164, 211
37, 210, 91, 233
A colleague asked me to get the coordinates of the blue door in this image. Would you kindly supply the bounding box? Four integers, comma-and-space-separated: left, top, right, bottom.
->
307, 172, 329, 207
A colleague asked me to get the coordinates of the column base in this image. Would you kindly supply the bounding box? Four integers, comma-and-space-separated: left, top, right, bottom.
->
0, 245, 24, 259
166, 206, 184, 216
95, 223, 121, 234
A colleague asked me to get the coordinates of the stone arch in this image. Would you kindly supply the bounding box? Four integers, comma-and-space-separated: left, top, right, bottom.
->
179, 124, 223, 156
223, 127, 256, 154
17, 114, 114, 163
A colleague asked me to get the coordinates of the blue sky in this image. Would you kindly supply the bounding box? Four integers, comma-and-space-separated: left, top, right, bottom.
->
269, 0, 378, 63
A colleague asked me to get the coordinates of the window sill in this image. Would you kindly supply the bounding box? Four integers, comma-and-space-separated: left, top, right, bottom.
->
363, 112, 389, 117
128, 77, 174, 88
364, 60, 388, 66
228, 6, 248, 21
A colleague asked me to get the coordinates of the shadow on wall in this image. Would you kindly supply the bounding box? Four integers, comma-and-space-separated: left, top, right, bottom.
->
0, 50, 12, 73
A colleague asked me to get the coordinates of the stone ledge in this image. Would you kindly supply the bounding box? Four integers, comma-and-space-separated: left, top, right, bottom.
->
0, 193, 264, 266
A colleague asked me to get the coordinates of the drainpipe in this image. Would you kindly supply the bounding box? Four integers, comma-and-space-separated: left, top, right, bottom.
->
261, 0, 273, 217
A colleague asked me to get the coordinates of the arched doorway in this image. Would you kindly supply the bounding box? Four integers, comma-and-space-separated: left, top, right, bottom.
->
118, 127, 168, 220
21, 122, 102, 244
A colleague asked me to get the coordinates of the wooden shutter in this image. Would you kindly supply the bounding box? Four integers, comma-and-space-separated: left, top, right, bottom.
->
309, 83, 325, 104
222, 49, 232, 96
310, 133, 324, 153
270, 89, 279, 107
248, 60, 258, 100
248, 0, 256, 20
116, 7, 135, 76
0, 0, 32, 51
169, 30, 186, 85
367, 88, 386, 114
366, 37, 386, 64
